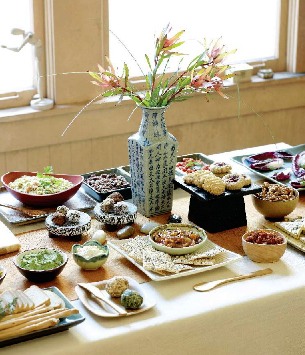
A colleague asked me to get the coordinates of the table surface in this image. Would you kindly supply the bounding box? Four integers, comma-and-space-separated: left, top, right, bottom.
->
2, 142, 305, 355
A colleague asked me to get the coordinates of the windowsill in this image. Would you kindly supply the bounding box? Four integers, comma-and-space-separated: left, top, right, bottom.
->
0, 72, 304, 123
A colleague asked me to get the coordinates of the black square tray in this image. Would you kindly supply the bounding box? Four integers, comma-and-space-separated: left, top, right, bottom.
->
82, 167, 132, 202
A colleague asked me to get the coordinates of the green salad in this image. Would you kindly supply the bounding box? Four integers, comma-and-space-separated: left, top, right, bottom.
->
9, 166, 73, 195
19, 249, 64, 270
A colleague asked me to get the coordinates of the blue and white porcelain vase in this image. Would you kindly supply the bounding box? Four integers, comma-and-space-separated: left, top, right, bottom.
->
128, 106, 178, 217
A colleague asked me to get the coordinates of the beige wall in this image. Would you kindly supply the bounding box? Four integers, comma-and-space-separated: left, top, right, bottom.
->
0, 74, 304, 175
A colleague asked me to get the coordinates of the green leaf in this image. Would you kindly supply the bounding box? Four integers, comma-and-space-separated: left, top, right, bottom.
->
89, 71, 102, 81
44, 166, 53, 174
102, 88, 122, 97
145, 54, 152, 71
123, 63, 129, 87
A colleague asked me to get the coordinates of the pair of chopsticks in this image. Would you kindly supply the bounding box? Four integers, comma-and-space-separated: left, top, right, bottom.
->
78, 283, 127, 316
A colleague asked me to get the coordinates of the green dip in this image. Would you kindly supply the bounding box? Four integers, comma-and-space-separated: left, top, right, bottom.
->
20, 249, 64, 270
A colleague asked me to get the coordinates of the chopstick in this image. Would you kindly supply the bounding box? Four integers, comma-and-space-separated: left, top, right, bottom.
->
77, 283, 127, 316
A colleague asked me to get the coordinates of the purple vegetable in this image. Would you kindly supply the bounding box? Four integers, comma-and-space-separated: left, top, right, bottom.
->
292, 151, 305, 178
272, 170, 291, 181
250, 158, 284, 171
246, 151, 293, 164
291, 177, 305, 189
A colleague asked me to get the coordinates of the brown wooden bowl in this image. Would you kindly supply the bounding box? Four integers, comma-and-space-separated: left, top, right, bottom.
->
242, 229, 287, 263
252, 188, 299, 219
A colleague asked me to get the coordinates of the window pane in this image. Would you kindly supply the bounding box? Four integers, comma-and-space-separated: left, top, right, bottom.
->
0, 0, 34, 94
109, 0, 280, 76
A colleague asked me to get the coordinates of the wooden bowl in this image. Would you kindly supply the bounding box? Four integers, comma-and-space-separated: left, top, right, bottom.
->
252, 188, 299, 219
242, 229, 287, 263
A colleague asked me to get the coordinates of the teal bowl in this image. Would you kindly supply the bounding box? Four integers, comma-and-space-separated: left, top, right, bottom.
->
72, 240, 109, 270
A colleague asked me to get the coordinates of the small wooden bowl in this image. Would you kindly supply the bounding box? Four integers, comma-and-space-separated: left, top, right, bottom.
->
242, 229, 287, 263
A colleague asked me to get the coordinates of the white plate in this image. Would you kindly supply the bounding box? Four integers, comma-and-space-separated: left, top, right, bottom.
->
108, 238, 242, 281
75, 276, 156, 318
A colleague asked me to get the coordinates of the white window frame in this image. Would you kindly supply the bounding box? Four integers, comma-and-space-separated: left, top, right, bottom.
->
1, 0, 304, 110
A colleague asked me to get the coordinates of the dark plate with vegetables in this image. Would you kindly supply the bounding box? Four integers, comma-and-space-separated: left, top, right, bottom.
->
231, 143, 305, 190
1, 168, 83, 207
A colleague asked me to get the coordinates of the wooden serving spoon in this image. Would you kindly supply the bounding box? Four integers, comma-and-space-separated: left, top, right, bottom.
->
193, 268, 273, 292
0, 203, 47, 218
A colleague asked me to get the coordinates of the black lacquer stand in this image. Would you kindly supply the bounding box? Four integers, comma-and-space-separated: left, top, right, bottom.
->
174, 176, 262, 233
188, 194, 247, 232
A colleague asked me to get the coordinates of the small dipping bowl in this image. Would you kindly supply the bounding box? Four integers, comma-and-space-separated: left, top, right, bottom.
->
72, 240, 109, 270
242, 229, 287, 263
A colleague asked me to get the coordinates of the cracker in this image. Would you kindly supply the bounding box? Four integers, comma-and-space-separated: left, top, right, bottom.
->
143, 249, 193, 274
172, 246, 224, 264
187, 258, 215, 266
275, 220, 304, 239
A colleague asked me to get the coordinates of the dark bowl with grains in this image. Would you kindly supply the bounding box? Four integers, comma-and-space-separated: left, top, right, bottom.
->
82, 168, 132, 202
252, 182, 299, 219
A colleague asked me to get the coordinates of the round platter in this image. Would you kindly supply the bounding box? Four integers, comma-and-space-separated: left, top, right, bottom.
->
45, 211, 91, 237
93, 202, 137, 226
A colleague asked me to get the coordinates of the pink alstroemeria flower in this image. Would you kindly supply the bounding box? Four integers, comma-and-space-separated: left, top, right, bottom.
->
91, 60, 120, 90
206, 77, 228, 99
191, 75, 207, 88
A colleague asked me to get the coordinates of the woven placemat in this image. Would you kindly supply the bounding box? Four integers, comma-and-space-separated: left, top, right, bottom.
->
3, 193, 301, 301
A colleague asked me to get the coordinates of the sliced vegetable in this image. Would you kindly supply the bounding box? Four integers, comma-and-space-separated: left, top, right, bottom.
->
292, 151, 305, 178
246, 151, 293, 164
272, 170, 291, 181
291, 177, 305, 189
249, 158, 284, 171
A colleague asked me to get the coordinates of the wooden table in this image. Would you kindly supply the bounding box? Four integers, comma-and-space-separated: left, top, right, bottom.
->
3, 142, 305, 355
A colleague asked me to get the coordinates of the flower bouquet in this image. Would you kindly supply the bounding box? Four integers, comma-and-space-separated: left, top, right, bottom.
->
89, 24, 235, 217
89, 23, 235, 108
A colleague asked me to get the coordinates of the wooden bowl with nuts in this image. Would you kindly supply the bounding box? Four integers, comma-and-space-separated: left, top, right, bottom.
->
252, 182, 299, 219
242, 229, 287, 263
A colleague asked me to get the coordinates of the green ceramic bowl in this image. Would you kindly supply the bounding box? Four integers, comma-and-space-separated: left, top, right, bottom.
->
72, 240, 109, 270
149, 223, 207, 255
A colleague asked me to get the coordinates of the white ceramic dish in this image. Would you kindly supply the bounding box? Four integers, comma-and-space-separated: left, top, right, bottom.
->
75, 276, 156, 317
149, 223, 207, 255
108, 238, 242, 281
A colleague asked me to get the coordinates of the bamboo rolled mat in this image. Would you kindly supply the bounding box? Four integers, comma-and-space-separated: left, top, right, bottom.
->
1, 193, 304, 300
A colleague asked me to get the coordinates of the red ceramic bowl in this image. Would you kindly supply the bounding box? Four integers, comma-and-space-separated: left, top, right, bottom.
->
1, 171, 84, 207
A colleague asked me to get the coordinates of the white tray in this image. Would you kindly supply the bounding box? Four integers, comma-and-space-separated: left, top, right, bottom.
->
108, 238, 242, 281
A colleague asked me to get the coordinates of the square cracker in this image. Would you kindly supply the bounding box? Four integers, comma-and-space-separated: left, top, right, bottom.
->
142, 249, 193, 274
274, 220, 304, 239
